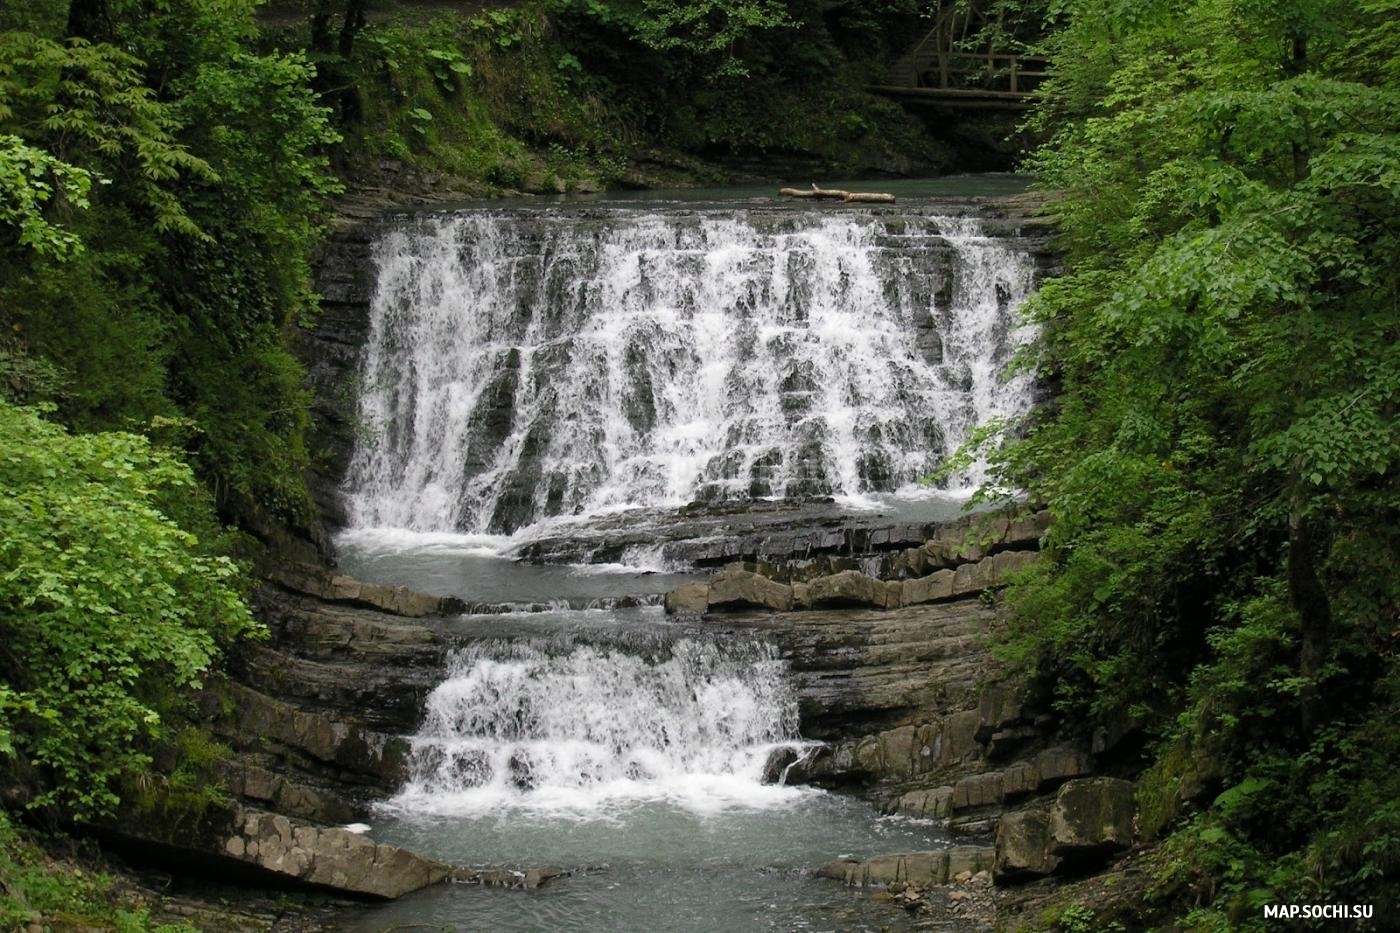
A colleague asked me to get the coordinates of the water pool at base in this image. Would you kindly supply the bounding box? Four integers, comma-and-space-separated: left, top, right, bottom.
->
343, 796, 948, 933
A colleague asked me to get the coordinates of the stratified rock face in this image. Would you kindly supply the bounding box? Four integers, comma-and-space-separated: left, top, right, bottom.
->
662, 536, 1043, 616
215, 577, 452, 822
302, 226, 383, 526
715, 600, 996, 740
1048, 778, 1137, 859
887, 744, 1096, 822
225, 808, 449, 899
896, 786, 955, 819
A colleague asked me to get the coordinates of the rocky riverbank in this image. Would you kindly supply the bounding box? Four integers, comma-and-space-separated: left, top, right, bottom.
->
657, 506, 1146, 925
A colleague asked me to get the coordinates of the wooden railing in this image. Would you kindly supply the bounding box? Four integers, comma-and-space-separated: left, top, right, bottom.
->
873, 11, 1048, 109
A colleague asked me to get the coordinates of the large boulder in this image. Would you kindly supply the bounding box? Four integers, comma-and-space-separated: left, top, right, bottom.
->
1048, 778, 1136, 860
994, 809, 1060, 881
705, 566, 794, 612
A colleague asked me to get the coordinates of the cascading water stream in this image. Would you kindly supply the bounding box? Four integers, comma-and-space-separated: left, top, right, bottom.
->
387, 636, 810, 817
336, 195, 1034, 932
342, 207, 1037, 536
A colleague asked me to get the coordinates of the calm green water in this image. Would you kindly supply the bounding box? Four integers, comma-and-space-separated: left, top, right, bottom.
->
343, 797, 947, 933
428, 172, 1035, 212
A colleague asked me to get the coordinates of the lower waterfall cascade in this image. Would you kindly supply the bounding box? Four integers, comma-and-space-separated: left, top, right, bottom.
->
388, 636, 809, 817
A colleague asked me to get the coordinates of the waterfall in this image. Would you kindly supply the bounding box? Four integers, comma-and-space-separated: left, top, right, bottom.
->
343, 206, 1037, 535
386, 637, 808, 816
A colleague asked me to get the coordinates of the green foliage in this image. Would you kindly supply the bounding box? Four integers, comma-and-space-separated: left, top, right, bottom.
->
981, 0, 1400, 919
1051, 903, 1125, 933
0, 1, 341, 525
0, 30, 214, 238
0, 810, 197, 932
0, 403, 261, 818
632, 0, 791, 77
0, 135, 93, 259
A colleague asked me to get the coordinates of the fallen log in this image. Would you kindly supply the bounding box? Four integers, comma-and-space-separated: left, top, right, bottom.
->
779, 183, 896, 204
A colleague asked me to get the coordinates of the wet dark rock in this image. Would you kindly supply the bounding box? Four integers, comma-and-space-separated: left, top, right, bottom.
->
300, 226, 384, 526
454, 866, 571, 890
760, 747, 801, 785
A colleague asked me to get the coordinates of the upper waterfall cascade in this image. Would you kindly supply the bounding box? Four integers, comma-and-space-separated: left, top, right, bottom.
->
343, 207, 1038, 535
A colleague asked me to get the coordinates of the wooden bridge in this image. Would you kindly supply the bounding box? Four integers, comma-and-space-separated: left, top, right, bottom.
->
869, 2, 1047, 110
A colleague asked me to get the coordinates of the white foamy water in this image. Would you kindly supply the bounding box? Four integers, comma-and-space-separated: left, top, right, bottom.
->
384, 637, 812, 818
343, 207, 1037, 534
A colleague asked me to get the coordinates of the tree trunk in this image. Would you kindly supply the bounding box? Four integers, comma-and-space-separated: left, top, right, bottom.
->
338, 0, 368, 59
310, 0, 335, 54
1290, 501, 1332, 736
779, 184, 896, 204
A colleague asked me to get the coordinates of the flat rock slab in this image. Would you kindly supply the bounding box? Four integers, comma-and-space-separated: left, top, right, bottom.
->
227, 809, 449, 899
104, 802, 449, 901
817, 846, 996, 887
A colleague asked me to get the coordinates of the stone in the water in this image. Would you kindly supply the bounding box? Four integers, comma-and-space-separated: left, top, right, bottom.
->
705, 566, 794, 612
663, 580, 709, 614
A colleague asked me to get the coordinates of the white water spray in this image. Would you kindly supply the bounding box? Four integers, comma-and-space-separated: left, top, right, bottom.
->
343, 207, 1037, 534
387, 637, 809, 817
